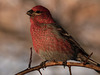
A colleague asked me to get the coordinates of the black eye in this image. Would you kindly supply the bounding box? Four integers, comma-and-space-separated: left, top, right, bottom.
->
36, 11, 42, 13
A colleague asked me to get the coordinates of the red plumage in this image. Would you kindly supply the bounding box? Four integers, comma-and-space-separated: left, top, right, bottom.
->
27, 5, 100, 68
29, 5, 75, 61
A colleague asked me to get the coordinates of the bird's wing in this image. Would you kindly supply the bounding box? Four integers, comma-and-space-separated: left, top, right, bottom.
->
50, 23, 100, 65
52, 23, 89, 57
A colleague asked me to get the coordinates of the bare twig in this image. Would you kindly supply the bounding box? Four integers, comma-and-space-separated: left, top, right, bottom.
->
38, 69, 42, 75
15, 61, 100, 75
83, 52, 93, 65
28, 47, 32, 69
68, 65, 72, 75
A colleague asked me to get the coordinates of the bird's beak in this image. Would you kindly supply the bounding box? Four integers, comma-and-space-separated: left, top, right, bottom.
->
26, 9, 34, 16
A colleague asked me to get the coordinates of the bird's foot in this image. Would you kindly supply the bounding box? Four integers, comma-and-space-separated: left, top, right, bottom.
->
53, 60, 58, 63
40, 60, 48, 70
63, 61, 67, 68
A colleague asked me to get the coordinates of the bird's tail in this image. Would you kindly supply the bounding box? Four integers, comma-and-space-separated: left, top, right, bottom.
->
88, 58, 100, 73
77, 53, 100, 73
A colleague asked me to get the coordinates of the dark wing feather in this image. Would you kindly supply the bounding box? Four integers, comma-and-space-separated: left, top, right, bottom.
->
53, 23, 89, 57
51, 23, 100, 65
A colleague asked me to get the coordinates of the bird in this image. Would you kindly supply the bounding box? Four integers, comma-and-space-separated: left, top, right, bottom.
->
26, 5, 100, 71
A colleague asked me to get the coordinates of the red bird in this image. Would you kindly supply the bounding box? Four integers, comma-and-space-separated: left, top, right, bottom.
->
27, 5, 99, 68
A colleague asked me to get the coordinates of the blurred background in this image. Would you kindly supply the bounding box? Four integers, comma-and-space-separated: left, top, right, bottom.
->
0, 0, 100, 75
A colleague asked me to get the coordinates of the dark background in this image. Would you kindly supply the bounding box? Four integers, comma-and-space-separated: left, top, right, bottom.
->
0, 0, 100, 75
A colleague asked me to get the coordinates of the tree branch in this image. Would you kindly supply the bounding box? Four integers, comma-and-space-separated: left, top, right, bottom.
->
15, 61, 100, 75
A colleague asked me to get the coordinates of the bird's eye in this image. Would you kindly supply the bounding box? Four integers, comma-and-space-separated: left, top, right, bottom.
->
36, 11, 42, 13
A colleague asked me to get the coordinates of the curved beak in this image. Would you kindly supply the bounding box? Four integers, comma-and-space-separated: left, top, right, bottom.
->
26, 10, 34, 16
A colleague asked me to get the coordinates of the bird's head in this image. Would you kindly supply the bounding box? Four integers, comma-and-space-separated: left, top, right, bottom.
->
27, 5, 54, 24
27, 5, 50, 17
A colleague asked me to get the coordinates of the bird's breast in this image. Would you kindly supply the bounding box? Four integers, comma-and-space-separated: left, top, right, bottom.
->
30, 24, 72, 55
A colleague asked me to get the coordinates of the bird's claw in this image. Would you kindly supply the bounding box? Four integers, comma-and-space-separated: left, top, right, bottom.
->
40, 60, 48, 70
63, 61, 67, 68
